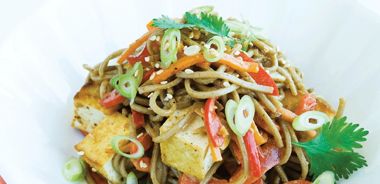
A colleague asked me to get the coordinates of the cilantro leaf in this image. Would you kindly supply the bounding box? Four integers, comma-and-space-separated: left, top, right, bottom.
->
184, 12, 230, 37
293, 117, 368, 180
152, 15, 192, 29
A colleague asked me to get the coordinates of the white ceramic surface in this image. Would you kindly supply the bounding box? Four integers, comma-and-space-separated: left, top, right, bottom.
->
0, 0, 379, 183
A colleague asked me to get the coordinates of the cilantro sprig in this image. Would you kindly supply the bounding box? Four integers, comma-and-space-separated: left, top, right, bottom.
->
293, 117, 368, 180
152, 12, 230, 37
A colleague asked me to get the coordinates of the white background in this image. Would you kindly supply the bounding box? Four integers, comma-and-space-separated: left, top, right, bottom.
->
0, 0, 380, 183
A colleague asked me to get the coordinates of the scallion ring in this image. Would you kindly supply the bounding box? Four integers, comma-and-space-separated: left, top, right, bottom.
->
62, 157, 85, 182
127, 62, 143, 84
160, 28, 181, 68
292, 111, 330, 131
126, 172, 138, 184
225, 99, 243, 136
111, 135, 144, 159
234, 95, 255, 136
114, 74, 138, 101
203, 36, 225, 62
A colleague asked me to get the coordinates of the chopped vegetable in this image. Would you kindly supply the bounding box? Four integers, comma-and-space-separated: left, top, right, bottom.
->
203, 36, 225, 62
295, 94, 317, 115
218, 54, 259, 73
293, 117, 368, 179
111, 135, 144, 159
0, 176, 5, 184
126, 172, 138, 184
118, 28, 157, 64
251, 123, 267, 146
225, 99, 240, 135
153, 12, 230, 37
151, 54, 205, 83
131, 156, 151, 173
146, 20, 155, 31
204, 98, 224, 147
127, 43, 151, 67
99, 90, 125, 108
128, 133, 152, 153
160, 28, 181, 68
235, 95, 255, 136
62, 157, 85, 182
243, 130, 261, 177
111, 62, 143, 102
132, 110, 145, 128
292, 111, 330, 131
142, 68, 155, 83
239, 52, 279, 96
313, 171, 335, 184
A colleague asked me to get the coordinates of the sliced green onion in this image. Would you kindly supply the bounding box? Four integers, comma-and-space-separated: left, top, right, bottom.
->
126, 172, 138, 184
225, 99, 242, 136
234, 95, 255, 136
110, 62, 143, 102
62, 157, 85, 182
313, 171, 335, 184
203, 36, 225, 62
111, 135, 144, 159
292, 111, 330, 131
189, 5, 214, 14
160, 28, 181, 68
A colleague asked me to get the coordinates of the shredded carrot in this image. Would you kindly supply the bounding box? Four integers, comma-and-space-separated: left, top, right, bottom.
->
146, 20, 155, 31
218, 54, 259, 73
278, 108, 297, 123
196, 61, 211, 69
251, 122, 267, 146
117, 28, 158, 64
152, 54, 205, 83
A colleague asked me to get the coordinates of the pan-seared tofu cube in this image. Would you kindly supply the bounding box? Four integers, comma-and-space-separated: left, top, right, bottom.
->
160, 112, 215, 180
75, 113, 133, 183
72, 81, 118, 133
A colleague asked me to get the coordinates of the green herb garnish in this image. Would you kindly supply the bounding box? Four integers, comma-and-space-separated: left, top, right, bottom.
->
152, 12, 230, 37
293, 117, 368, 180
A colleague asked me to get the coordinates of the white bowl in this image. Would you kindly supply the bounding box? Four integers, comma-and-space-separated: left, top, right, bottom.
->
0, 0, 379, 183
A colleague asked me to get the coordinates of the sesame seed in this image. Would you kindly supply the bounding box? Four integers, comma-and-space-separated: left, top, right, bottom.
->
185, 69, 194, 74
154, 63, 160, 68
189, 32, 194, 38
234, 51, 240, 55
139, 161, 148, 168
145, 67, 150, 71
156, 36, 160, 42
149, 72, 156, 80
148, 93, 153, 98
77, 151, 84, 156
137, 133, 143, 138
223, 81, 230, 87
144, 56, 150, 62
166, 93, 173, 99
160, 81, 168, 85
156, 69, 164, 75
184, 45, 201, 56
91, 168, 97, 172
149, 35, 157, 41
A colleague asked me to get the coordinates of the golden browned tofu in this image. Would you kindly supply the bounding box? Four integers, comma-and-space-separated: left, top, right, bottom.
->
160, 106, 215, 180
75, 113, 134, 183
281, 90, 335, 117
72, 81, 118, 133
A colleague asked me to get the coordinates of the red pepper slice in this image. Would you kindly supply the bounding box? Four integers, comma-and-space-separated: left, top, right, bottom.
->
0, 176, 6, 184
239, 52, 279, 96
99, 90, 125, 108
243, 130, 262, 177
131, 110, 145, 128
295, 93, 317, 115
204, 98, 224, 147
142, 68, 155, 83
127, 132, 152, 153
127, 44, 151, 67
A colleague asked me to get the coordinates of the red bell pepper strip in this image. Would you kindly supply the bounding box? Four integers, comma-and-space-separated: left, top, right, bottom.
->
131, 110, 145, 128
294, 93, 317, 115
99, 90, 125, 108
142, 68, 155, 83
127, 132, 152, 153
127, 44, 151, 67
204, 98, 224, 147
239, 52, 279, 96
178, 174, 199, 184
243, 130, 262, 177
